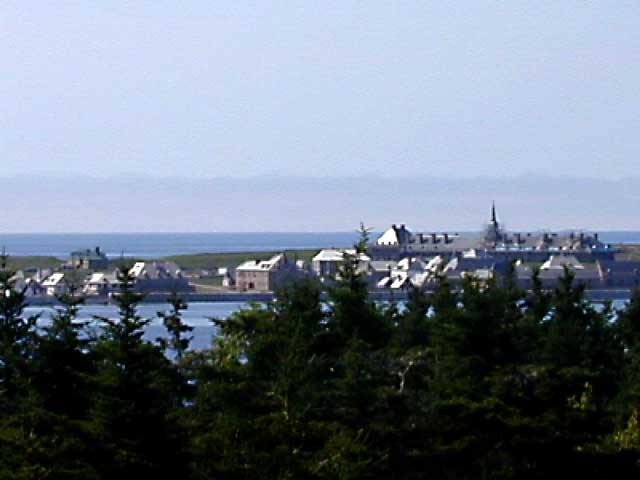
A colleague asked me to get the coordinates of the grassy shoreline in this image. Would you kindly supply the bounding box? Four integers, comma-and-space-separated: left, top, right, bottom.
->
6, 244, 640, 271
3, 248, 330, 272
158, 248, 325, 270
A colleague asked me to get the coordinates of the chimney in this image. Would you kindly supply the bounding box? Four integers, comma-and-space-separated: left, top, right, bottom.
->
444, 233, 449, 244
431, 233, 437, 243
594, 233, 599, 242
516, 233, 521, 244
418, 233, 424, 244
579, 232, 585, 242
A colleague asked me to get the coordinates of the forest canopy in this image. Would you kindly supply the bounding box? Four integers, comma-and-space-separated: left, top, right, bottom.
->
0, 249, 639, 479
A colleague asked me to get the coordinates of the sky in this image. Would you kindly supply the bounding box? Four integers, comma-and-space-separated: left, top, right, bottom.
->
2, 1, 640, 180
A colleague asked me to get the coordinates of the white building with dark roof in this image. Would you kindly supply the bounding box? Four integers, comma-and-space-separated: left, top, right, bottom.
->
128, 261, 191, 293
311, 249, 370, 279
84, 272, 120, 296
42, 273, 67, 296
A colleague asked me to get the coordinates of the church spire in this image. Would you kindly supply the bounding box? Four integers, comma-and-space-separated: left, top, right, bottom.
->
485, 201, 502, 245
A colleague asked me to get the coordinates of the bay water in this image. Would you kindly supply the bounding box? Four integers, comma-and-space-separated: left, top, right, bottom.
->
8, 232, 640, 350
25, 299, 631, 352
1, 231, 639, 258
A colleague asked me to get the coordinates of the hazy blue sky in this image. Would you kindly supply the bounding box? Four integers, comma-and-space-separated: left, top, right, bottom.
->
2, 1, 639, 179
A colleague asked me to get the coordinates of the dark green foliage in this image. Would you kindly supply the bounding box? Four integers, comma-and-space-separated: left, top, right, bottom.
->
89, 263, 188, 478
187, 278, 327, 478
392, 285, 431, 350
0, 253, 39, 409
2, 250, 640, 477
35, 287, 92, 418
157, 291, 193, 360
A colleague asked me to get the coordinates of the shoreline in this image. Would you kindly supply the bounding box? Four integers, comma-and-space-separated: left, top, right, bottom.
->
24, 288, 634, 307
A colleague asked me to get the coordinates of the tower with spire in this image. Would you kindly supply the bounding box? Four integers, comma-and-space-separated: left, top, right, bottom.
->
485, 201, 503, 245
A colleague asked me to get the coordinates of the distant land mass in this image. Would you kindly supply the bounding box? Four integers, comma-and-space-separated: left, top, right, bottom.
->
1, 174, 638, 233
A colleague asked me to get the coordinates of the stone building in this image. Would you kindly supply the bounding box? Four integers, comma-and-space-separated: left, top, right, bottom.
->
369, 204, 616, 262
235, 254, 299, 291
69, 247, 109, 270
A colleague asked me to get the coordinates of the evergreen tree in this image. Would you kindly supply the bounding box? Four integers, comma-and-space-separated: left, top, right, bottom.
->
0, 253, 38, 409
157, 291, 192, 361
89, 263, 187, 478
326, 223, 389, 347
0, 253, 48, 478
24, 286, 100, 479
189, 278, 327, 478
612, 289, 640, 455
392, 285, 431, 351
35, 286, 93, 418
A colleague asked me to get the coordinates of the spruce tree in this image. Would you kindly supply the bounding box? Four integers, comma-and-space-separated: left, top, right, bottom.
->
392, 285, 431, 351
89, 262, 187, 478
0, 253, 46, 477
157, 291, 192, 361
326, 223, 388, 347
613, 289, 640, 453
190, 278, 327, 478
25, 286, 100, 479
0, 253, 38, 409
34, 285, 93, 418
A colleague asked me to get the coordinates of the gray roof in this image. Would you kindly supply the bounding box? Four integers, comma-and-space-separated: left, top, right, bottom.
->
598, 261, 640, 274
70, 248, 108, 261
369, 260, 398, 272
537, 265, 600, 280
373, 225, 613, 255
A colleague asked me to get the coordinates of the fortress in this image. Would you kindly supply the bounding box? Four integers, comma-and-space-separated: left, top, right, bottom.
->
369, 203, 616, 262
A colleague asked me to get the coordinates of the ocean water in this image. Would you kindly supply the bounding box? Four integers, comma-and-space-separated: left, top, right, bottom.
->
0, 232, 360, 258
0, 231, 638, 259
25, 298, 633, 352
26, 302, 248, 351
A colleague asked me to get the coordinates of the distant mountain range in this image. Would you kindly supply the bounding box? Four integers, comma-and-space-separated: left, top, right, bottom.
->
1, 175, 638, 232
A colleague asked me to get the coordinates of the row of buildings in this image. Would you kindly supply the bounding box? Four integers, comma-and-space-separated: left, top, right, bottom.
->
14, 261, 192, 297
11, 206, 638, 297
233, 205, 638, 292
234, 249, 640, 293
371, 204, 616, 262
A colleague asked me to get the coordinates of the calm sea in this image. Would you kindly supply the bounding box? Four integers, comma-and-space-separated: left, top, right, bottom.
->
0, 231, 638, 259
26, 302, 246, 351
9, 232, 640, 350
25, 299, 632, 352
0, 232, 359, 258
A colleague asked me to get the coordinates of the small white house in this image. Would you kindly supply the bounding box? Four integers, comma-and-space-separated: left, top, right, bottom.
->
84, 272, 120, 296
540, 255, 583, 270
42, 273, 67, 297
311, 249, 370, 278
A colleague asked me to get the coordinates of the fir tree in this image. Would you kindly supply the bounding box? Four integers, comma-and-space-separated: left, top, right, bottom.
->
392, 285, 431, 351
0, 252, 39, 409
89, 262, 187, 478
34, 285, 93, 417
157, 291, 192, 361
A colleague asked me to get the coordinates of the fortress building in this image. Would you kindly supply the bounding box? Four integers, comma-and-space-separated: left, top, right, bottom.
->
370, 204, 616, 262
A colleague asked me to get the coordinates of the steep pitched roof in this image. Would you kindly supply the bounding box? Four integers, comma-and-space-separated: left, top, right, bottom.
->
540, 255, 583, 270
236, 254, 286, 272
